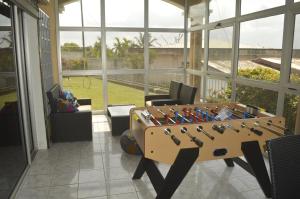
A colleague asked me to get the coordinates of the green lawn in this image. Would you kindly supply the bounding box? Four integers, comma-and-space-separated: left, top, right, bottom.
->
63, 77, 144, 110
0, 91, 17, 108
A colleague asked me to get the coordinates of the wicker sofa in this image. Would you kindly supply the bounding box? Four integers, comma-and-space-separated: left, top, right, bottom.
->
47, 84, 92, 142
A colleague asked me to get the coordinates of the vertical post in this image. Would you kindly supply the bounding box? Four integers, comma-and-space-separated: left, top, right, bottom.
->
231, 0, 241, 102
101, 0, 108, 109
183, 0, 188, 84
144, 0, 149, 96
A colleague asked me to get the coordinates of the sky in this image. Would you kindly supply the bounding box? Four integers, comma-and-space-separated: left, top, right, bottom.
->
56, 0, 299, 49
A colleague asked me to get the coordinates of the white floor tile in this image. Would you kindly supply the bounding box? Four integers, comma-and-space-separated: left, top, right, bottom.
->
48, 184, 78, 199
78, 181, 107, 198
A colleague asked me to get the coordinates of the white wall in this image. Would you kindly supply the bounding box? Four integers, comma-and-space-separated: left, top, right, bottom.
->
23, 13, 48, 149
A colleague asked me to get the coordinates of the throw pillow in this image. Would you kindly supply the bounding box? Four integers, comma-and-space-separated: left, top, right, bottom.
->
56, 98, 78, 113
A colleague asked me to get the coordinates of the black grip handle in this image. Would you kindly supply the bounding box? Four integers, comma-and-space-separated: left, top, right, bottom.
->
171, 135, 181, 145
192, 137, 203, 147
250, 128, 263, 136
212, 125, 225, 134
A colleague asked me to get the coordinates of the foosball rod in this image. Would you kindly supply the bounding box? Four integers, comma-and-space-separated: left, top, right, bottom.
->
182, 108, 202, 122
267, 120, 288, 131
150, 115, 162, 126
194, 107, 215, 121
241, 122, 263, 136
224, 124, 240, 133
254, 121, 282, 137
181, 127, 203, 147
149, 114, 181, 146
196, 126, 215, 140
164, 128, 181, 146
169, 108, 191, 123
155, 107, 176, 124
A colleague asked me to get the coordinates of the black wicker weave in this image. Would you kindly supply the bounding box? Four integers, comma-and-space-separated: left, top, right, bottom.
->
268, 135, 300, 199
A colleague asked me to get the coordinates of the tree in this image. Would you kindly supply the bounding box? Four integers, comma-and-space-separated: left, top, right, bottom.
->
61, 42, 81, 51
134, 32, 157, 48
85, 37, 101, 58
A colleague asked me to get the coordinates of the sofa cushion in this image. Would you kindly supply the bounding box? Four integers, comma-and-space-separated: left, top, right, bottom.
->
78, 105, 92, 112
56, 98, 78, 113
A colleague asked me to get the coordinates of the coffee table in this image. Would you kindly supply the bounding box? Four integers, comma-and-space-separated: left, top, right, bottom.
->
107, 105, 136, 136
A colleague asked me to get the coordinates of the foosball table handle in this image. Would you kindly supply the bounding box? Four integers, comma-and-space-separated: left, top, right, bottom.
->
192, 137, 203, 147
171, 135, 181, 146
250, 128, 263, 136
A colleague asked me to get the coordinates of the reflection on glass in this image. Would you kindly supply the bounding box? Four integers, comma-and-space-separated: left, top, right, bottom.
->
241, 0, 285, 15
188, 0, 206, 27
187, 31, 205, 70
150, 32, 184, 69
283, 94, 300, 133
206, 77, 231, 103
63, 76, 103, 110
238, 15, 284, 82
208, 27, 233, 74
209, 0, 236, 22
108, 74, 144, 107
60, 31, 84, 70
186, 74, 201, 102
0, 2, 28, 197
106, 32, 144, 69
149, 73, 184, 95
106, 0, 143, 27
149, 0, 184, 28
236, 84, 278, 114
290, 15, 300, 84
84, 32, 102, 69
82, 0, 100, 27
58, 0, 82, 27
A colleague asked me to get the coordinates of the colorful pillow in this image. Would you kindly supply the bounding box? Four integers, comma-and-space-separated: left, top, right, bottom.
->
55, 98, 78, 113
59, 90, 77, 102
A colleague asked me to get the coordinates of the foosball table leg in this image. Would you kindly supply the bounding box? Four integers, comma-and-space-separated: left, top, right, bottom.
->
224, 158, 235, 167
132, 157, 147, 180
241, 141, 272, 198
132, 147, 199, 199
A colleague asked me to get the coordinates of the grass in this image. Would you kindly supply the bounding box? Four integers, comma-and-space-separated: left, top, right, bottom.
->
63, 76, 144, 110
0, 91, 17, 108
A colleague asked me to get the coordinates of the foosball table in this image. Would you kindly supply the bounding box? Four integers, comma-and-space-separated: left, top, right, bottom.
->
130, 103, 287, 199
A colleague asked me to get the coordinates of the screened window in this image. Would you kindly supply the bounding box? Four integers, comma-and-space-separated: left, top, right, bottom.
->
290, 15, 300, 84
208, 27, 233, 74
236, 84, 278, 114
149, 73, 184, 95
84, 32, 102, 69
108, 74, 144, 107
58, 0, 82, 27
209, 0, 236, 22
149, 32, 184, 69
188, 0, 206, 27
238, 15, 284, 82
105, 0, 144, 27
63, 76, 104, 110
149, 0, 184, 28
283, 94, 300, 133
186, 74, 201, 102
241, 0, 285, 15
187, 30, 205, 70
106, 32, 144, 69
206, 77, 231, 103
60, 31, 84, 70
82, 0, 101, 27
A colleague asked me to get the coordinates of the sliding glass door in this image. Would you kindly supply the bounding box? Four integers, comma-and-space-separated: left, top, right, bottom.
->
0, 2, 28, 198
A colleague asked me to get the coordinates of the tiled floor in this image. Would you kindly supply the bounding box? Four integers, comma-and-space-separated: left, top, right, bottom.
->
17, 115, 268, 199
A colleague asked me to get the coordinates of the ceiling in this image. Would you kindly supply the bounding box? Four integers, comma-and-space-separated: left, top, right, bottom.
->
58, 0, 203, 13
